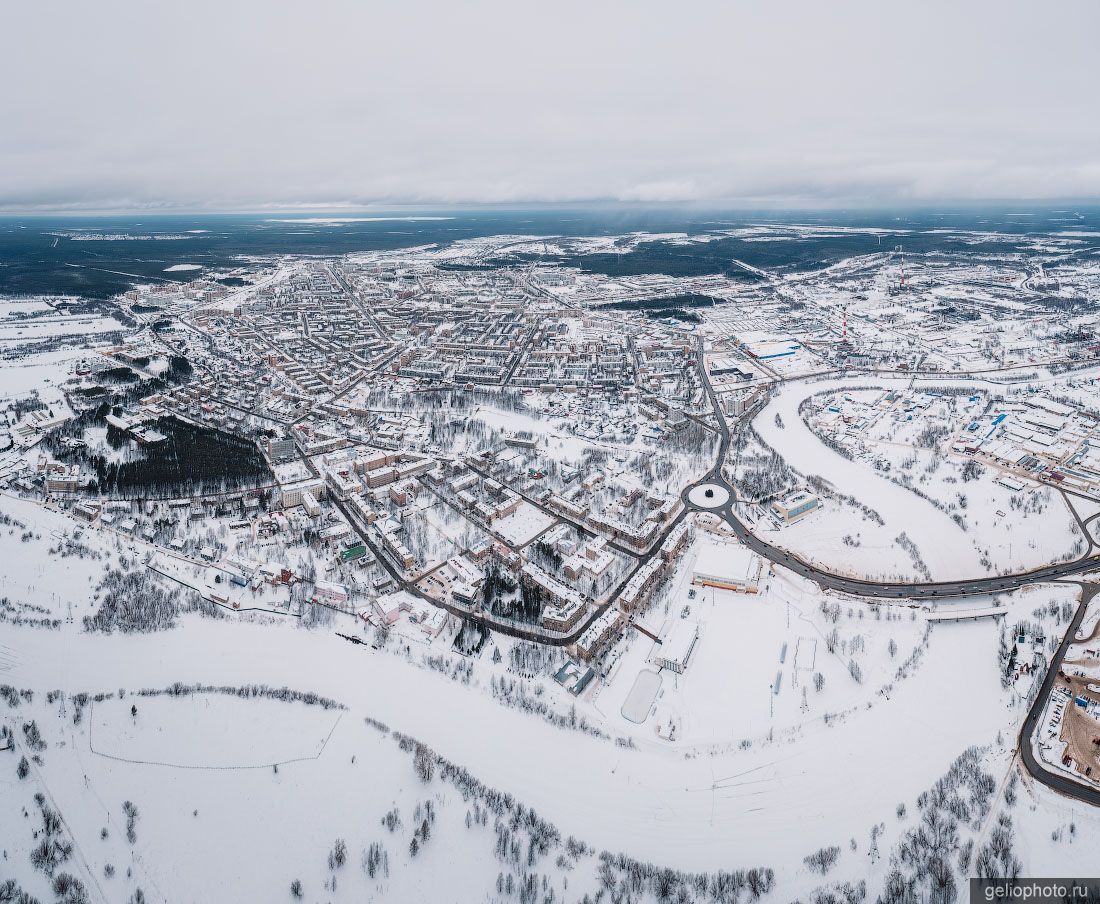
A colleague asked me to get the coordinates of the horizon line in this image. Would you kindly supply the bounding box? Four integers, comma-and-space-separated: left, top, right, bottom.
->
3, 198, 1100, 217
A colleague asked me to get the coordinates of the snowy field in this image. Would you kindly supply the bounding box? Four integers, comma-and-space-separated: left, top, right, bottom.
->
0, 314, 124, 343
0, 348, 83, 402
0, 493, 109, 625
4, 688, 499, 904
0, 420, 1097, 899
2, 566, 1092, 902
652, 578, 922, 745
88, 692, 342, 768
5, 229, 1100, 902
593, 542, 927, 748
0, 299, 56, 318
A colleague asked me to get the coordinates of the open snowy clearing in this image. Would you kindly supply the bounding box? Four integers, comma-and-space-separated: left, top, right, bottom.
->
620, 668, 662, 723
88, 693, 342, 768
0, 348, 83, 401
4, 691, 498, 904
660, 581, 921, 744
1, 465, 1097, 901
0, 314, 124, 342
0, 493, 108, 623
492, 502, 554, 546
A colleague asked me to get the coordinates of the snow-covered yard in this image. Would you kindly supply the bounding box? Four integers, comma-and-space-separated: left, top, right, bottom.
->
493, 502, 553, 546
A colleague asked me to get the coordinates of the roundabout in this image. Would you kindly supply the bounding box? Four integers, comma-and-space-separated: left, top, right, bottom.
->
687, 482, 730, 509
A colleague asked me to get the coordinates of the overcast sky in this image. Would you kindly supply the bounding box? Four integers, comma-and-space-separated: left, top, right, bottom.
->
2, 0, 1098, 211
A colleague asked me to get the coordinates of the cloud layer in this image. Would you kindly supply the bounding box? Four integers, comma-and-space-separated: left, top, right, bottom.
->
3, 0, 1098, 210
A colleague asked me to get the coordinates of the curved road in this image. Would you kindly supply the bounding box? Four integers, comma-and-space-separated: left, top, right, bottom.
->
691, 343, 1100, 807
681, 477, 1100, 600
317, 333, 1100, 812
1019, 583, 1100, 806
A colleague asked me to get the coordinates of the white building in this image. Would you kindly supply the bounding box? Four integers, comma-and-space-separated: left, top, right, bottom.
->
656, 619, 699, 674
691, 541, 761, 593
301, 490, 321, 517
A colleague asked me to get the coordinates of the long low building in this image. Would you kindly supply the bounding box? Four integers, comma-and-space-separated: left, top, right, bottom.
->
691, 541, 762, 593
619, 558, 662, 609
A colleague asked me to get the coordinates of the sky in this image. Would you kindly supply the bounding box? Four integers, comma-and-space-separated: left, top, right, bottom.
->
2, 0, 1098, 212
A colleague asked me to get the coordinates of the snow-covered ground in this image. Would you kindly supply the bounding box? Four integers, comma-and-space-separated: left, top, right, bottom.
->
593, 541, 928, 749
753, 376, 1086, 580
0, 413, 1093, 901
493, 502, 553, 546
1, 570, 1086, 902
87, 692, 341, 767
0, 348, 83, 402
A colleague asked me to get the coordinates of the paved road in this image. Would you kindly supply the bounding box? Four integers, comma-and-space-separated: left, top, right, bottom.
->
692, 336, 1100, 807
305, 453, 599, 646
330, 477, 693, 649
1019, 583, 1100, 806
